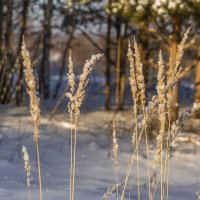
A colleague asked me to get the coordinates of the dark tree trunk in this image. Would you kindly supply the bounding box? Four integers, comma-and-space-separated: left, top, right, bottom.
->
40, 0, 53, 99
0, 0, 4, 61
105, 0, 111, 110
0, 0, 13, 104
115, 18, 121, 111
139, 27, 149, 86
0, 0, 5, 85
119, 22, 128, 110
16, 0, 30, 105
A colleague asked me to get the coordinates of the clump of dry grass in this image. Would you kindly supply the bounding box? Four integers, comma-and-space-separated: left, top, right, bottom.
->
22, 38, 43, 200
121, 37, 152, 200
116, 28, 198, 200
66, 52, 103, 200
22, 145, 31, 200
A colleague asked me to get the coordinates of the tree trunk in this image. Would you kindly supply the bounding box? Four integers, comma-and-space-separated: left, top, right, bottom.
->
194, 45, 200, 118
16, 0, 30, 105
40, 0, 53, 99
119, 22, 128, 110
0, 0, 5, 86
0, 0, 13, 104
170, 17, 181, 122
139, 28, 149, 86
0, 0, 4, 61
105, 0, 111, 110
115, 19, 121, 111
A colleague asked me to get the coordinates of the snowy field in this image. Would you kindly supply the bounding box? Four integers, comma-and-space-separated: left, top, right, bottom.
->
0, 102, 200, 200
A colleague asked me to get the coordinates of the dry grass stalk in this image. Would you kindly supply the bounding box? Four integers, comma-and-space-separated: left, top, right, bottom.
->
68, 52, 75, 95
128, 40, 138, 106
170, 103, 200, 147
167, 28, 190, 87
134, 37, 151, 200
164, 47, 174, 200
21, 39, 40, 143
154, 51, 166, 167
146, 30, 190, 121
22, 38, 43, 200
133, 37, 145, 105
112, 118, 119, 200
127, 40, 141, 200
66, 53, 103, 200
153, 51, 166, 200
22, 145, 31, 200
166, 48, 174, 115
102, 182, 124, 200
67, 53, 75, 200
66, 54, 103, 124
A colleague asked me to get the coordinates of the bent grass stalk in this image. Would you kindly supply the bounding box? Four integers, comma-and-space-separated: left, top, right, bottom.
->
21, 38, 43, 200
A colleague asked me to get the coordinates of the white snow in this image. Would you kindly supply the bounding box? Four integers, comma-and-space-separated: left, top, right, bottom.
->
0, 104, 199, 200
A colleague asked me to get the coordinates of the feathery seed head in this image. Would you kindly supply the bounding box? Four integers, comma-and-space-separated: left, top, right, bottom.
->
133, 37, 145, 105
68, 53, 75, 95
66, 54, 103, 124
170, 103, 200, 148
22, 38, 40, 142
127, 40, 138, 111
154, 51, 167, 168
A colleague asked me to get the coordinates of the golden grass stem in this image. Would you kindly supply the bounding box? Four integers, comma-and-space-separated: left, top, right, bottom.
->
112, 118, 119, 200
142, 105, 151, 200
72, 126, 77, 200
163, 117, 171, 200
36, 142, 43, 200
152, 171, 161, 199
70, 127, 73, 200
135, 114, 140, 200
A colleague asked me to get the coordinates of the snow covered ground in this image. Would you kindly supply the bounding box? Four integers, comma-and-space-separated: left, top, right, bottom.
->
0, 103, 200, 200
